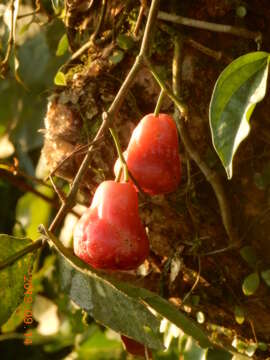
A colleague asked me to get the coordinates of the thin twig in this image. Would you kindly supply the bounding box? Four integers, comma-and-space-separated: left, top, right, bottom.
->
144, 57, 188, 117
109, 125, 129, 182
157, 10, 262, 43
49, 175, 66, 203
48, 0, 161, 233
0, 169, 55, 205
154, 88, 165, 117
144, 346, 150, 360
185, 38, 232, 64
90, 0, 107, 42
46, 136, 104, 180
170, 36, 237, 244
134, 0, 146, 37
182, 257, 201, 304
0, 0, 16, 75
0, 239, 44, 271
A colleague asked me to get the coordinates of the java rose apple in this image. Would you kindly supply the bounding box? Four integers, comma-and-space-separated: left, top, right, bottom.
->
114, 113, 181, 195
73, 181, 149, 270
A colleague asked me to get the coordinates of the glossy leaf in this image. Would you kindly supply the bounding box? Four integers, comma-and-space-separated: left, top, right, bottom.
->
0, 234, 34, 327
242, 272, 260, 296
209, 52, 270, 179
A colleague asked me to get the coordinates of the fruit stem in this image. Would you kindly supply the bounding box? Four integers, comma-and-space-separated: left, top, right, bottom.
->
109, 127, 129, 182
154, 88, 165, 117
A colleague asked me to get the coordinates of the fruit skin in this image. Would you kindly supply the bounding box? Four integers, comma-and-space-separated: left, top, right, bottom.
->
114, 113, 181, 195
121, 335, 152, 358
73, 181, 149, 270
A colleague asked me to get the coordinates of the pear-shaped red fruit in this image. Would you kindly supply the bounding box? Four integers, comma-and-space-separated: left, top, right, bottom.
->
114, 113, 181, 195
73, 181, 149, 270
121, 335, 152, 358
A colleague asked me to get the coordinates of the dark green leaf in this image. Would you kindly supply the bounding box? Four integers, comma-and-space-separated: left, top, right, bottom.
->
239, 246, 257, 268
209, 52, 270, 179
59, 257, 163, 351
242, 272, 260, 296
51, 227, 211, 351
137, 292, 211, 348
0, 234, 34, 327
261, 269, 270, 287
206, 348, 233, 360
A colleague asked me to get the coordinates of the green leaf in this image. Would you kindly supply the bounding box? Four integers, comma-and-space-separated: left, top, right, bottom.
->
261, 269, 270, 287
0, 234, 34, 327
242, 272, 260, 296
59, 257, 163, 351
209, 51, 270, 179
77, 328, 122, 359
50, 226, 211, 351
234, 306, 245, 325
54, 71, 67, 86
116, 34, 135, 50
14, 186, 53, 240
109, 50, 124, 65
180, 337, 206, 360
239, 246, 257, 268
206, 348, 233, 360
137, 293, 211, 348
56, 33, 69, 56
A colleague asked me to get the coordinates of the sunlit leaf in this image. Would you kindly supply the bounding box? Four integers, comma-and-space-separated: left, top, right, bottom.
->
54, 71, 67, 86
234, 306, 245, 325
0, 234, 34, 327
15, 185, 53, 240
59, 257, 164, 351
209, 52, 270, 179
77, 328, 122, 360
242, 272, 260, 296
56, 33, 69, 56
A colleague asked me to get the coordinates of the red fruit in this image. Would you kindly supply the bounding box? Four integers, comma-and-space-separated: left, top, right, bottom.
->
121, 335, 152, 358
114, 113, 181, 195
73, 181, 149, 270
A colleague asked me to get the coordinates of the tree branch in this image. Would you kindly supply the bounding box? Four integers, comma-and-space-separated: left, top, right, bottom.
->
48, 0, 161, 233
157, 10, 262, 43
171, 37, 237, 244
